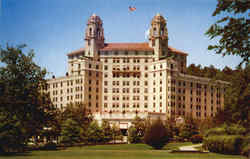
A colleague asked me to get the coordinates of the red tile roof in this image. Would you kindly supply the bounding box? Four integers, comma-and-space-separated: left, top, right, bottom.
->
67, 42, 187, 56
67, 48, 85, 56
100, 43, 153, 51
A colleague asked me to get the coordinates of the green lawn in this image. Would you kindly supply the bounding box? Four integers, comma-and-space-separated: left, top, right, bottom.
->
0, 144, 245, 159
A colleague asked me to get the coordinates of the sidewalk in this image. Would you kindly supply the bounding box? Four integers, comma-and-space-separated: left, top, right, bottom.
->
179, 144, 202, 151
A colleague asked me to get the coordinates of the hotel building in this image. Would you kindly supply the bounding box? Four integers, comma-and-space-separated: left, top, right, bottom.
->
45, 14, 228, 129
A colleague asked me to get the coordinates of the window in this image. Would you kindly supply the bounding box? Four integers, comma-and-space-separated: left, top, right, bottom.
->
104, 65, 108, 70
104, 81, 108, 86
104, 88, 108, 93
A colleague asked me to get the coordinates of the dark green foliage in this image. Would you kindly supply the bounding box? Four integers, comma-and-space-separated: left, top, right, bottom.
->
206, 0, 250, 65
42, 142, 57, 150
87, 121, 104, 144
111, 124, 123, 143
204, 124, 248, 155
59, 103, 92, 144
101, 120, 113, 143
128, 117, 146, 143
241, 144, 250, 157
144, 118, 169, 149
205, 124, 246, 137
0, 113, 26, 153
61, 119, 82, 145
191, 134, 203, 144
203, 135, 244, 155
0, 44, 56, 152
205, 127, 227, 137
178, 117, 199, 141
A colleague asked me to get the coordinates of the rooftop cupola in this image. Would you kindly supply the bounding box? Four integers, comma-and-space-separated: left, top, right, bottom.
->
85, 14, 105, 59
149, 13, 169, 59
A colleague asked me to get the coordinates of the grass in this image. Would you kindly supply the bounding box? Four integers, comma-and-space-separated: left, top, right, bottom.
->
0, 143, 245, 159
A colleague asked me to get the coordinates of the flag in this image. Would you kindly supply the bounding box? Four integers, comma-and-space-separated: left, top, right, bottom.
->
129, 6, 136, 11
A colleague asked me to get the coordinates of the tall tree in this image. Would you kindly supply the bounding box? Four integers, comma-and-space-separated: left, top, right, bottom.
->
206, 0, 250, 65
0, 44, 55, 152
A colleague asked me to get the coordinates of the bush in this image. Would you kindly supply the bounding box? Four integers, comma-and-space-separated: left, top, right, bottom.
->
241, 135, 250, 157
42, 142, 57, 150
61, 118, 82, 145
128, 117, 146, 144
205, 124, 246, 137
225, 124, 246, 135
128, 127, 143, 143
205, 127, 226, 137
144, 118, 169, 149
203, 135, 244, 154
87, 121, 104, 144
191, 134, 203, 143
241, 144, 250, 157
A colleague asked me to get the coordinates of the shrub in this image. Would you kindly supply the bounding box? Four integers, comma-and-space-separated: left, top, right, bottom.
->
241, 144, 250, 157
128, 117, 146, 144
128, 127, 142, 143
191, 134, 203, 143
87, 121, 104, 144
225, 124, 246, 135
203, 135, 244, 154
144, 118, 169, 149
61, 118, 82, 145
205, 127, 226, 137
241, 134, 250, 157
42, 142, 57, 150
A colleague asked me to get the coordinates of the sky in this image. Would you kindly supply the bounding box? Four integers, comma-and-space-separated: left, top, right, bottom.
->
0, 0, 242, 77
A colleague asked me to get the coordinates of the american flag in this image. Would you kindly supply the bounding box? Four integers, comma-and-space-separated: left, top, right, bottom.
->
129, 6, 136, 11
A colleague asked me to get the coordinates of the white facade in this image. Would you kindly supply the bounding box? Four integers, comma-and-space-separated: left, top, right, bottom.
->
45, 14, 228, 129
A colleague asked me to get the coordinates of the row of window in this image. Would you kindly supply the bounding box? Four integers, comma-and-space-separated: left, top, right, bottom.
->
52, 94, 83, 102
47, 79, 83, 90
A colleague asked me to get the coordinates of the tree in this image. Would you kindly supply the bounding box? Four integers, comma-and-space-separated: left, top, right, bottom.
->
128, 117, 146, 143
61, 118, 82, 145
0, 44, 55, 152
206, 0, 250, 65
111, 124, 122, 143
178, 117, 199, 141
144, 118, 170, 149
215, 65, 250, 129
101, 120, 112, 143
87, 120, 104, 144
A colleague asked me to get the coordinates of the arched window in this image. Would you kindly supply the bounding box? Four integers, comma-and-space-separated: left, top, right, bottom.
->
89, 28, 92, 35
153, 27, 157, 36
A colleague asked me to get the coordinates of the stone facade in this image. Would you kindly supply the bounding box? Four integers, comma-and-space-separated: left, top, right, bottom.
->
45, 14, 228, 128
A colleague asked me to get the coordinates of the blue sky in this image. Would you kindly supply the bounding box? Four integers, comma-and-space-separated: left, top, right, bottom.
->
0, 0, 242, 77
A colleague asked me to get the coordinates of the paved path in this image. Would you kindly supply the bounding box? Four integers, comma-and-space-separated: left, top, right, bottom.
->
179, 144, 202, 151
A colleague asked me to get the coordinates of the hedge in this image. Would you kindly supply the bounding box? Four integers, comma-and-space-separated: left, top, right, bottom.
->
191, 134, 203, 144
203, 135, 244, 155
